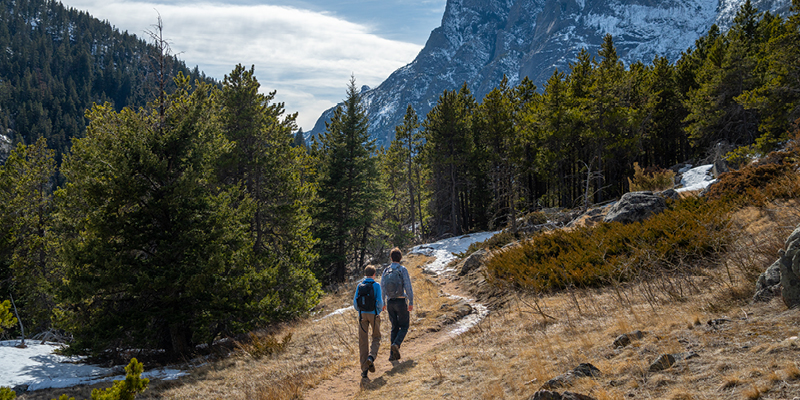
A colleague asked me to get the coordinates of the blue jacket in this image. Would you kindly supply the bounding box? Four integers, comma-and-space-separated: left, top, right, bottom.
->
353, 278, 383, 315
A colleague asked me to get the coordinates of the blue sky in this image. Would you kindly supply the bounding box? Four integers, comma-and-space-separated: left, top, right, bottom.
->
59, 0, 447, 130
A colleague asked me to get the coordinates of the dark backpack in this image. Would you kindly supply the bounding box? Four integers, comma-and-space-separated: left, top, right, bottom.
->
356, 280, 377, 312
382, 266, 404, 299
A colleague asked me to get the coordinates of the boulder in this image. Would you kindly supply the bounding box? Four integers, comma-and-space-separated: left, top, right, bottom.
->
657, 189, 680, 200
781, 239, 800, 309
603, 192, 667, 224
540, 363, 600, 390
757, 224, 800, 308
648, 353, 676, 372
612, 330, 645, 348
753, 260, 782, 302
459, 249, 488, 276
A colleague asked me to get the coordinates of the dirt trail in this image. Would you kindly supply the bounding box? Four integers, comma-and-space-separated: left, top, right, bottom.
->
302, 263, 479, 400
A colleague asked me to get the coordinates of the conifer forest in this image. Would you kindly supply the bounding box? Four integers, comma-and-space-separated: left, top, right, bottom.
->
1, 0, 800, 359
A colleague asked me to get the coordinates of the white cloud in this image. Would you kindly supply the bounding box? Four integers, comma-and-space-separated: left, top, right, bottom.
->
59, 1, 424, 130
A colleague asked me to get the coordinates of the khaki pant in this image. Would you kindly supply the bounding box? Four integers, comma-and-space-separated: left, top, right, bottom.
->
358, 312, 381, 372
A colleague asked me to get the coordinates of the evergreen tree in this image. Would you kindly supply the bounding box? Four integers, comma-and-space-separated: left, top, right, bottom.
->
475, 76, 519, 230
217, 65, 320, 321
57, 76, 262, 356
393, 104, 425, 238
422, 85, 475, 237
312, 77, 381, 284
739, 0, 800, 150
293, 128, 307, 149
684, 0, 764, 149
0, 137, 57, 333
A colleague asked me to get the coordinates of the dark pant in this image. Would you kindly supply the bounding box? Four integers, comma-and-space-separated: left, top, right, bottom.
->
387, 298, 409, 347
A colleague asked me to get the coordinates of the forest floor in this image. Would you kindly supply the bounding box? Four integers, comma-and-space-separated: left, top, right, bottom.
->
19, 201, 800, 400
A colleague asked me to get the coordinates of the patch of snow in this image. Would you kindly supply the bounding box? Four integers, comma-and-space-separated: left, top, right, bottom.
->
447, 295, 489, 336
410, 231, 501, 276
0, 340, 186, 392
410, 231, 500, 336
676, 164, 716, 193
314, 305, 354, 322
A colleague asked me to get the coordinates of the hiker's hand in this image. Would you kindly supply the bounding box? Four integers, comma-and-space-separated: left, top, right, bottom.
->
382, 305, 386, 312
408, 305, 413, 312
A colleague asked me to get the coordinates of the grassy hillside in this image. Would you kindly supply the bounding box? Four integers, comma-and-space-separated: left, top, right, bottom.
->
20, 144, 800, 400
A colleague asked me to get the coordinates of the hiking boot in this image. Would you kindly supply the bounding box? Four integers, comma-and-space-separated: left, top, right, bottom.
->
361, 370, 368, 379
390, 344, 401, 361
367, 355, 375, 372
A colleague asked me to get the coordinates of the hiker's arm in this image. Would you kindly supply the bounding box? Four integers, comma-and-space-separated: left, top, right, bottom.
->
375, 282, 384, 311
403, 268, 414, 307
381, 269, 388, 306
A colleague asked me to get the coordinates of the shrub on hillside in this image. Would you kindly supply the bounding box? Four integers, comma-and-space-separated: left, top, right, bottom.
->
238, 332, 292, 359
459, 231, 526, 258
485, 197, 732, 292
705, 155, 800, 205
628, 162, 675, 192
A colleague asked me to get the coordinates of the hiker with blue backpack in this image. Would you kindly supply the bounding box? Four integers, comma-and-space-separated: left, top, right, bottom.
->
354, 265, 383, 379
381, 247, 414, 362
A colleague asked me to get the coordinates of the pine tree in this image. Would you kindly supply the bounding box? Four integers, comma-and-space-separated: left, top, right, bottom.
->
0, 137, 57, 333
57, 76, 261, 356
217, 64, 320, 321
422, 85, 475, 236
393, 104, 425, 237
312, 77, 381, 284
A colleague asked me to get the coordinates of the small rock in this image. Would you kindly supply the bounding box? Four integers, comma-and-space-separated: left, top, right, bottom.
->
649, 354, 676, 372
530, 390, 563, 400
613, 330, 645, 348
572, 363, 601, 378
562, 392, 597, 400
540, 363, 601, 390
707, 318, 731, 326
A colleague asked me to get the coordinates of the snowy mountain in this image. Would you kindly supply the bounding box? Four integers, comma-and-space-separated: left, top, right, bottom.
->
307, 0, 791, 147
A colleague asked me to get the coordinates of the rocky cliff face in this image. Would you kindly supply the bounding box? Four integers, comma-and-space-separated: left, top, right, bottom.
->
308, 0, 791, 147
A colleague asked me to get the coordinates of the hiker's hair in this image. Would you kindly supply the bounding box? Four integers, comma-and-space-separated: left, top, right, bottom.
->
390, 247, 402, 262
364, 265, 376, 277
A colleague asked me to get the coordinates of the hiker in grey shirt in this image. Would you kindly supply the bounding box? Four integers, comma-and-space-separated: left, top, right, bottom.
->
381, 247, 413, 361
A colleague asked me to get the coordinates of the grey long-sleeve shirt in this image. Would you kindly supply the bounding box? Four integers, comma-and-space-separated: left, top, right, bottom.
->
381, 262, 414, 307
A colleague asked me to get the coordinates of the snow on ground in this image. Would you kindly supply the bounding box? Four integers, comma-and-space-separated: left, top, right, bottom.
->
676, 164, 716, 193
314, 305, 354, 322
411, 231, 500, 336
0, 340, 185, 392
410, 231, 501, 276
446, 294, 489, 337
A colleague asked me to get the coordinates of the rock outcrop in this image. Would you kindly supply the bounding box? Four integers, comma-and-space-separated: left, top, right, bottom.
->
754, 259, 782, 302
458, 249, 488, 276
603, 192, 667, 224
540, 363, 601, 390
780, 226, 800, 308
754, 224, 800, 307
